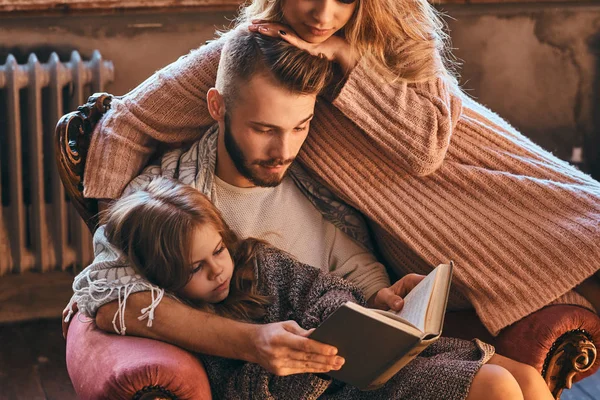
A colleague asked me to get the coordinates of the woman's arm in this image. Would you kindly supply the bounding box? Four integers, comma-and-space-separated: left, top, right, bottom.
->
83, 38, 224, 200
330, 58, 462, 176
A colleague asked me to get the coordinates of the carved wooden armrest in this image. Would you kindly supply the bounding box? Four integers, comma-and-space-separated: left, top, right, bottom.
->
542, 328, 597, 399
444, 305, 599, 400
55, 92, 114, 233
132, 385, 178, 400
493, 305, 599, 400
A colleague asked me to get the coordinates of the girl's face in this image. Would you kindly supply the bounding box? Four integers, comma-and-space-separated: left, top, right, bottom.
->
281, 0, 357, 44
179, 224, 235, 304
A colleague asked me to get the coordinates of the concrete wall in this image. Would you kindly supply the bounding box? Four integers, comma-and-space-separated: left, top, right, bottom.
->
0, 9, 236, 95
443, 2, 600, 177
1, 3, 599, 178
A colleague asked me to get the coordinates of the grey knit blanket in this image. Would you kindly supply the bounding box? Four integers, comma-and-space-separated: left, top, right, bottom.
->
202, 244, 495, 400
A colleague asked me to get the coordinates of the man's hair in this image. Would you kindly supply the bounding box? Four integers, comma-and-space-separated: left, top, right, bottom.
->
216, 29, 332, 108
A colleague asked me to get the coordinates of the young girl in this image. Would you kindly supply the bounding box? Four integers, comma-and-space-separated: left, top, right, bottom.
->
82, 0, 600, 337
100, 177, 552, 400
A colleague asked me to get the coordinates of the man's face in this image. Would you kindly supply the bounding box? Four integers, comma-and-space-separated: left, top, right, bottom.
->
220, 73, 316, 187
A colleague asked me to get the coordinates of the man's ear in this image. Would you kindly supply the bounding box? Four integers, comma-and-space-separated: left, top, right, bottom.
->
207, 88, 226, 121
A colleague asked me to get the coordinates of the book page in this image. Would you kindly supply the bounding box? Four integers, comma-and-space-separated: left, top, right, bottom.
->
423, 263, 453, 336
394, 268, 439, 332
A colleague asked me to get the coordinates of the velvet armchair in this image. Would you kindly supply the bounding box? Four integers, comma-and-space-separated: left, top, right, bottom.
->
57, 93, 600, 400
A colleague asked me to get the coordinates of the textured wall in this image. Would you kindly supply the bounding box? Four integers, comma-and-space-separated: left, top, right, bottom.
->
1, 3, 599, 178
444, 2, 600, 177
0, 10, 234, 95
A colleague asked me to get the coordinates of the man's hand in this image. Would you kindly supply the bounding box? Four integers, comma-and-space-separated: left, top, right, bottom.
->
62, 302, 78, 339
249, 321, 345, 376
367, 273, 426, 311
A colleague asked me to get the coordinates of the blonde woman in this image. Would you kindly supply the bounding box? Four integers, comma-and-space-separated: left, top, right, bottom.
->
98, 177, 552, 400
83, 0, 600, 345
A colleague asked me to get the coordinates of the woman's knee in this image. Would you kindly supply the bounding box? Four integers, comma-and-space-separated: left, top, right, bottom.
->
467, 364, 524, 400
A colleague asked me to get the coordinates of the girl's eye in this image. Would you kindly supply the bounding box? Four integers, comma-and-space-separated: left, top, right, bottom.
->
294, 126, 308, 132
192, 263, 203, 274
215, 245, 226, 255
338, 0, 356, 4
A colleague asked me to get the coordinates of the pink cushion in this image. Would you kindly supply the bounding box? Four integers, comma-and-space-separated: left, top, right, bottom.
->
444, 305, 600, 382
66, 313, 212, 399
495, 305, 600, 382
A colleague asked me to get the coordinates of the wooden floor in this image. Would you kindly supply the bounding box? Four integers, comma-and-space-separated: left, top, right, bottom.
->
0, 319, 76, 400
0, 318, 598, 399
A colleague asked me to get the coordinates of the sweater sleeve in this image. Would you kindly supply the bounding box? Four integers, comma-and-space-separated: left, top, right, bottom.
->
82, 38, 224, 199
65, 164, 171, 332
331, 57, 463, 176
328, 226, 390, 301
64, 226, 165, 336
258, 246, 367, 329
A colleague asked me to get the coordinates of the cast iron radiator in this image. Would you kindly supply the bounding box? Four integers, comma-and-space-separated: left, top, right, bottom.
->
0, 50, 113, 276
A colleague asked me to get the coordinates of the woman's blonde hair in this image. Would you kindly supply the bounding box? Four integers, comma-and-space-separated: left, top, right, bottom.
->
101, 177, 270, 321
235, 0, 456, 83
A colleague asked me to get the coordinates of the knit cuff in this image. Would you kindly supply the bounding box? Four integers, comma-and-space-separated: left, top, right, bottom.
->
83, 116, 155, 199
362, 278, 392, 304
331, 56, 380, 115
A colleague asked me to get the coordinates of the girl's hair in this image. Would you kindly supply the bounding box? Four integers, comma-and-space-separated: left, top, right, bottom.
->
235, 0, 456, 83
101, 177, 270, 321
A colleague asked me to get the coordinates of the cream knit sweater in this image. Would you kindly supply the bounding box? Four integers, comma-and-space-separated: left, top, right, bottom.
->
83, 37, 600, 335
213, 175, 390, 300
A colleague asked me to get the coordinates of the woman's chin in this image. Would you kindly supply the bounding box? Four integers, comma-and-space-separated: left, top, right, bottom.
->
300, 34, 333, 44
294, 26, 336, 44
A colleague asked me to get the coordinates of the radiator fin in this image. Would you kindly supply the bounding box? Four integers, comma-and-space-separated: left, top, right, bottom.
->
0, 51, 114, 276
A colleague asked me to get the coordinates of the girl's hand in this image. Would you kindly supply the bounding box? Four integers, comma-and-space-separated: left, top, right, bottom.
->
249, 320, 345, 376
367, 273, 426, 311
248, 21, 358, 74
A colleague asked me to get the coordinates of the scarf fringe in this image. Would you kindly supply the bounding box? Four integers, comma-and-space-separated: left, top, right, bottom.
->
65, 269, 165, 335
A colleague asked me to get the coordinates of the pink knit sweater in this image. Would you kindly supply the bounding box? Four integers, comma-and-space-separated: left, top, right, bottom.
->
83, 38, 600, 335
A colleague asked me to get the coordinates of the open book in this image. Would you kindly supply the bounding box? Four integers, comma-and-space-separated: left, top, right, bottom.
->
309, 262, 454, 390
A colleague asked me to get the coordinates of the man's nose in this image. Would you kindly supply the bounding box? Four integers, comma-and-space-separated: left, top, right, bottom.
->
269, 133, 295, 161
312, 0, 335, 26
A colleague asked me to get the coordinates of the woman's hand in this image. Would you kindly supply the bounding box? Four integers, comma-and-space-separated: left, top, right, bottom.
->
248, 320, 345, 376
248, 21, 359, 75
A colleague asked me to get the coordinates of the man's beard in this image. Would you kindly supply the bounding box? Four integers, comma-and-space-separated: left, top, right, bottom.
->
223, 114, 294, 187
